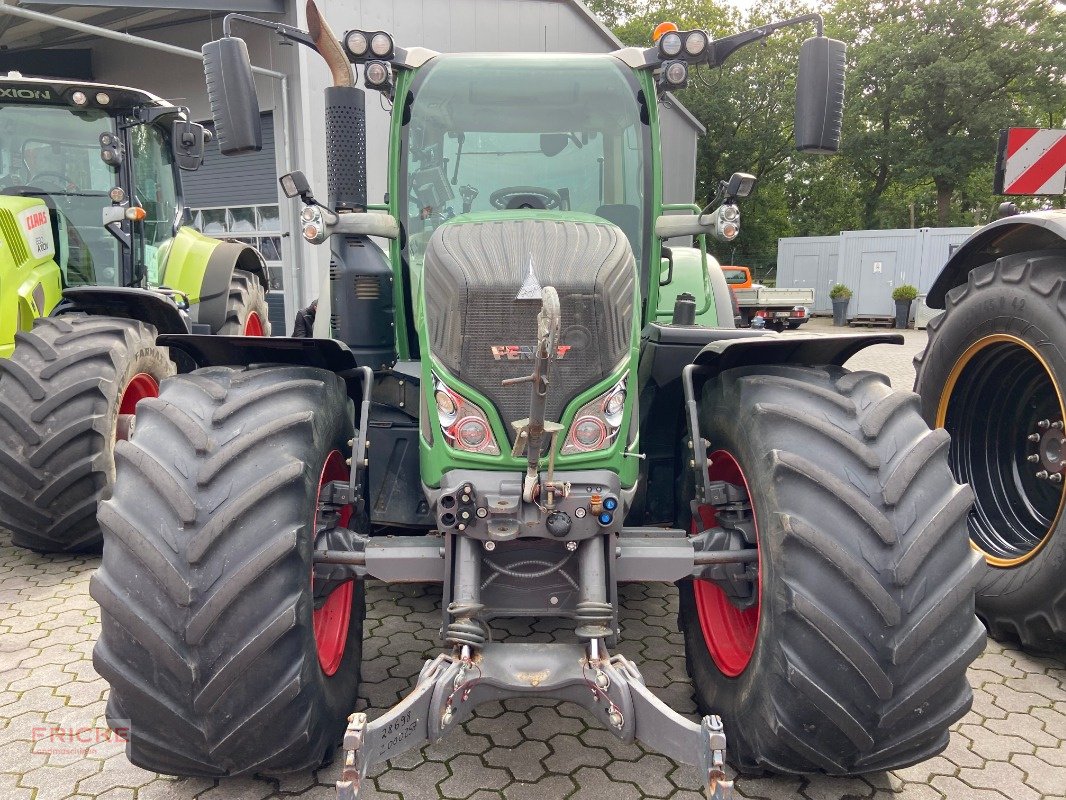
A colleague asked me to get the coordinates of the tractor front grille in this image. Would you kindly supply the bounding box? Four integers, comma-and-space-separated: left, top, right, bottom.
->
422, 217, 635, 441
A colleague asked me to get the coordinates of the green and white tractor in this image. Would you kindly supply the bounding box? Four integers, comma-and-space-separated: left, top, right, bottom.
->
0, 74, 270, 552
91, 4, 985, 796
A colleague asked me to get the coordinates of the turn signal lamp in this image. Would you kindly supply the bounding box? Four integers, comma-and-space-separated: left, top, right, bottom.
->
124, 207, 146, 222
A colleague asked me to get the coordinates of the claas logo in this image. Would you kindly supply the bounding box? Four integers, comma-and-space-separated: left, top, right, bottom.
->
491, 345, 572, 361
24, 211, 49, 230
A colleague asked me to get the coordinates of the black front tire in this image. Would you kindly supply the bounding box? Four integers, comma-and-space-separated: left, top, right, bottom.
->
0, 315, 173, 552
914, 250, 1066, 650
679, 365, 985, 774
91, 365, 363, 776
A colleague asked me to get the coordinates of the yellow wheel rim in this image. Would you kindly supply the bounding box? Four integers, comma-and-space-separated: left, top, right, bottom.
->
936, 334, 1065, 567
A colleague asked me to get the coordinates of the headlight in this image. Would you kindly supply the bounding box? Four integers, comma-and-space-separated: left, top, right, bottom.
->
432, 374, 500, 455
561, 376, 628, 455
663, 61, 688, 87
370, 32, 394, 58
659, 31, 683, 57
345, 30, 369, 57
364, 60, 391, 90
684, 30, 708, 57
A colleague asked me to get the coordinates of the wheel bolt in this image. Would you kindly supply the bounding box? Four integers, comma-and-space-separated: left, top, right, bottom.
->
1028, 454, 1040, 463
1036, 470, 1049, 480
1028, 433, 1041, 442
1051, 473, 1063, 484
1038, 419, 1051, 430
1054, 421, 1065, 430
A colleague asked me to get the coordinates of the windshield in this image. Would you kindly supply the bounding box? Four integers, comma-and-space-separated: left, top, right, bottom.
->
0, 103, 122, 285
402, 55, 648, 269
130, 123, 179, 285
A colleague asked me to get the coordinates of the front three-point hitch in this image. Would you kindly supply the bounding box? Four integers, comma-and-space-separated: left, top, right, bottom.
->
317, 292, 742, 800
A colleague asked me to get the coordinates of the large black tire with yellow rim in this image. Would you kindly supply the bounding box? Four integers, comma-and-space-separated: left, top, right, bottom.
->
915, 250, 1066, 651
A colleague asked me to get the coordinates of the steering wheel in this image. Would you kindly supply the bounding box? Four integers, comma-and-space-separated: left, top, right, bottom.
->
28, 171, 78, 192
490, 186, 562, 210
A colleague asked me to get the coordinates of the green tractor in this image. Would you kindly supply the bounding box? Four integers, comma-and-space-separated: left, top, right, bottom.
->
91, 4, 984, 795
0, 74, 271, 553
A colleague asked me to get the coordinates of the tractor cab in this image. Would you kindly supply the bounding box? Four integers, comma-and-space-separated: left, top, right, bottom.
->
0, 74, 207, 290
402, 54, 649, 274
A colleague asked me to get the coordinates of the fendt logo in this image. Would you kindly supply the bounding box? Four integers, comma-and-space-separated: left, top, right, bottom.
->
0, 87, 53, 101
491, 345, 572, 361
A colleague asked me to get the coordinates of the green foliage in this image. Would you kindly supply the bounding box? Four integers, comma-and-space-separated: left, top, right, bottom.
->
590, 0, 1064, 267
829, 284, 852, 300
892, 284, 919, 301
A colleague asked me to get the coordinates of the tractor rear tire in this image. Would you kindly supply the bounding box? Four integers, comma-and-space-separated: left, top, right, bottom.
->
217, 269, 271, 336
678, 364, 985, 774
0, 315, 173, 552
91, 365, 364, 776
89, 366, 362, 780
914, 251, 1066, 651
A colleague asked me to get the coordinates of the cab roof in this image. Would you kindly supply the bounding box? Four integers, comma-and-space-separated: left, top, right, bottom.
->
0, 72, 170, 113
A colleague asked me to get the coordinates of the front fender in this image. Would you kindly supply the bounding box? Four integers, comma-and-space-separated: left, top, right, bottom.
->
926, 209, 1066, 308
160, 226, 269, 333
692, 331, 903, 377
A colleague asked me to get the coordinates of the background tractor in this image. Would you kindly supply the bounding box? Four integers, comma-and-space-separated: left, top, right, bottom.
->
915, 128, 1066, 650
0, 74, 270, 553
91, 4, 984, 796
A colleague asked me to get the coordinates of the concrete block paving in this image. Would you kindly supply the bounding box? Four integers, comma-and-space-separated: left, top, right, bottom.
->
1, 320, 1063, 799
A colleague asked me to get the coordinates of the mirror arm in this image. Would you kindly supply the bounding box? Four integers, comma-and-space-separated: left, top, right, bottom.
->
222, 12, 316, 50
703, 13, 824, 67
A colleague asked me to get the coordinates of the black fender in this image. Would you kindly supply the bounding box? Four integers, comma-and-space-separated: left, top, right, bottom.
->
926, 209, 1066, 308
194, 242, 270, 333
633, 324, 902, 526
691, 330, 903, 377
156, 333, 358, 374
55, 287, 190, 334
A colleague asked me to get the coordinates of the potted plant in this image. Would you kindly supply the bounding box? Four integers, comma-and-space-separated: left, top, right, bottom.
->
892, 284, 919, 329
829, 284, 852, 326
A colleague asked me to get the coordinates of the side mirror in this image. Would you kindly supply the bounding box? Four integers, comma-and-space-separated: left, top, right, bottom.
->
172, 119, 207, 171
795, 36, 846, 154
201, 37, 262, 155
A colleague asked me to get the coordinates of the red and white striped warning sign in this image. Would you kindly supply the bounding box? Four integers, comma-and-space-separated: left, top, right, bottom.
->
997, 128, 1066, 196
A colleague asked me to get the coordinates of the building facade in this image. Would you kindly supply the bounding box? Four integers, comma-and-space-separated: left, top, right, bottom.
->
1, 0, 702, 333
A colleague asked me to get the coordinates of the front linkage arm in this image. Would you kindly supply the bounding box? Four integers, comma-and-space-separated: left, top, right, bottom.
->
336, 645, 733, 800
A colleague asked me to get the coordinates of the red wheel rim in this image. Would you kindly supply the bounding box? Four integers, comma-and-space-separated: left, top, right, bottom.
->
243, 312, 265, 337
692, 450, 761, 678
312, 450, 354, 676
115, 373, 159, 442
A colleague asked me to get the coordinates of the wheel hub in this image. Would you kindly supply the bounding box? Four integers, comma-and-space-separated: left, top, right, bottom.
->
692, 450, 761, 678
1030, 419, 1066, 482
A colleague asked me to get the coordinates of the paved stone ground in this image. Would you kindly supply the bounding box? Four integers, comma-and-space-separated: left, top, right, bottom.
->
1, 320, 1064, 800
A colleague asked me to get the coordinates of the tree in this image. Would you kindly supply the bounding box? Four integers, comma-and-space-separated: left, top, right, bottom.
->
834, 0, 1064, 226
